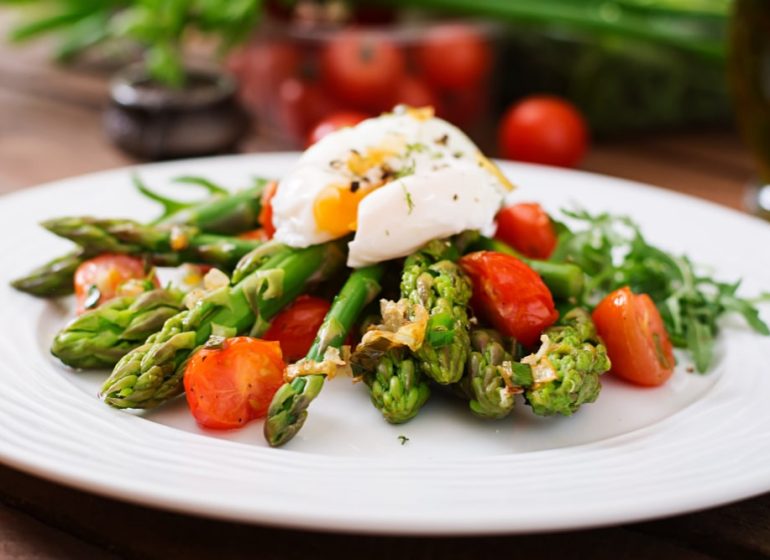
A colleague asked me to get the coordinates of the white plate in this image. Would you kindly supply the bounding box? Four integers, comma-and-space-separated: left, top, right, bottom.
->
1, 153, 769, 535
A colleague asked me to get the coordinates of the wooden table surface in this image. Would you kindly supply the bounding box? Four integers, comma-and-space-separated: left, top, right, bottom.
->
2, 21, 770, 560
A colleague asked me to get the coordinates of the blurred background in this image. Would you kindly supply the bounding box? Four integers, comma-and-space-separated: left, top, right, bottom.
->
0, 0, 768, 217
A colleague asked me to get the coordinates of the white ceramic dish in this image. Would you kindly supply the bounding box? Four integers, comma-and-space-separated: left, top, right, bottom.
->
1, 153, 769, 535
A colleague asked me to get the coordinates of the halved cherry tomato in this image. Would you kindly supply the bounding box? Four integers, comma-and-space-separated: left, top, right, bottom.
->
262, 295, 331, 362
498, 95, 588, 168
74, 254, 152, 314
258, 180, 278, 239
592, 287, 675, 387
321, 30, 405, 111
306, 111, 369, 147
238, 228, 269, 241
459, 251, 558, 347
415, 24, 491, 90
495, 203, 558, 260
183, 337, 286, 430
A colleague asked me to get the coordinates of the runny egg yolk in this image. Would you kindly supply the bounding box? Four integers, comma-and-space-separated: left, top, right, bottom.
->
313, 182, 373, 236
315, 141, 403, 236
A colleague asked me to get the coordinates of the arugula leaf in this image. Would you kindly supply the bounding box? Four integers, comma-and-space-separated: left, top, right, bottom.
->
553, 209, 769, 373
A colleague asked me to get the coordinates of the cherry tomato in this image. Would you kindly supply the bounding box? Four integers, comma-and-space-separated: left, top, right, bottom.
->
258, 180, 279, 239
459, 251, 558, 347
306, 111, 369, 147
438, 86, 483, 128
416, 24, 491, 90
392, 77, 440, 112
262, 295, 331, 362
74, 254, 151, 314
184, 337, 285, 430
238, 228, 269, 242
231, 41, 300, 112
592, 287, 675, 387
321, 30, 405, 111
498, 96, 588, 168
495, 203, 558, 260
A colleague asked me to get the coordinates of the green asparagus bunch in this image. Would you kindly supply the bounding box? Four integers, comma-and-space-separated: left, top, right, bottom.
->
524, 308, 611, 416
51, 287, 185, 369
401, 240, 473, 385
101, 242, 345, 409
11, 176, 265, 297
42, 216, 264, 270
460, 329, 532, 420
264, 265, 385, 447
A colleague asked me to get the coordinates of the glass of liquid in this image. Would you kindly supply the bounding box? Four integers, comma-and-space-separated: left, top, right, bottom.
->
729, 0, 770, 220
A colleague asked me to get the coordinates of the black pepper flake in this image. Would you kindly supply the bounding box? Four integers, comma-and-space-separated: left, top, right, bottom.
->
453, 194, 458, 201
329, 159, 343, 169
350, 149, 361, 156
435, 134, 449, 146
350, 180, 360, 193
453, 151, 464, 158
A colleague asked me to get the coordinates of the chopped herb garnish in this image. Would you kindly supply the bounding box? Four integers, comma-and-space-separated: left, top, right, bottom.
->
398, 435, 409, 445
401, 183, 415, 214
394, 160, 416, 179
453, 151, 464, 158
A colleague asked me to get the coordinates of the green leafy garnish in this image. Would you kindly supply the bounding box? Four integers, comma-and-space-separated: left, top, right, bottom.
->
553, 209, 769, 372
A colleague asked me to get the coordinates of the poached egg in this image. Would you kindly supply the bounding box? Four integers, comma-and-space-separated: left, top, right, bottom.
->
271, 107, 512, 267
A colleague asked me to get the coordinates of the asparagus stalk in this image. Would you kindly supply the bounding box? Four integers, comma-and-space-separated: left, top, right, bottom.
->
457, 329, 532, 419
42, 216, 265, 270
523, 308, 611, 416
472, 237, 584, 301
10, 178, 266, 297
51, 288, 185, 369
264, 265, 385, 447
401, 240, 473, 385
364, 349, 430, 424
100, 242, 345, 409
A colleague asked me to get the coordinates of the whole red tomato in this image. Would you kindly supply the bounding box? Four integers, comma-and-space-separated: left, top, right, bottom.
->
592, 287, 675, 387
498, 96, 588, 168
321, 30, 406, 111
231, 41, 300, 111
306, 111, 369, 147
495, 203, 558, 260
184, 337, 286, 430
416, 24, 491, 90
74, 254, 152, 314
277, 78, 334, 138
393, 77, 440, 111
262, 295, 331, 362
459, 251, 558, 347
438, 86, 483, 128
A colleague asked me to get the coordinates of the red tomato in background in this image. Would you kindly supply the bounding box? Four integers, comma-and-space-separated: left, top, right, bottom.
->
263, 295, 331, 362
306, 111, 369, 147
393, 77, 440, 111
592, 287, 675, 387
258, 180, 279, 239
416, 24, 491, 90
438, 86, 483, 128
321, 30, 406, 111
498, 96, 588, 168
495, 203, 558, 260
277, 78, 336, 138
184, 337, 285, 430
231, 42, 300, 111
74, 254, 151, 314
459, 251, 558, 347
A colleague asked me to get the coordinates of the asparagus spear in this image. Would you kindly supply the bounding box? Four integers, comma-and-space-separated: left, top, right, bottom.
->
264, 265, 385, 447
523, 308, 611, 416
11, 178, 265, 297
100, 242, 345, 409
458, 329, 533, 420
51, 288, 185, 369
401, 240, 473, 385
363, 349, 430, 424
42, 216, 265, 270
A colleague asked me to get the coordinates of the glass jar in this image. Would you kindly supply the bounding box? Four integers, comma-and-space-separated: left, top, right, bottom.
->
228, 18, 499, 149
